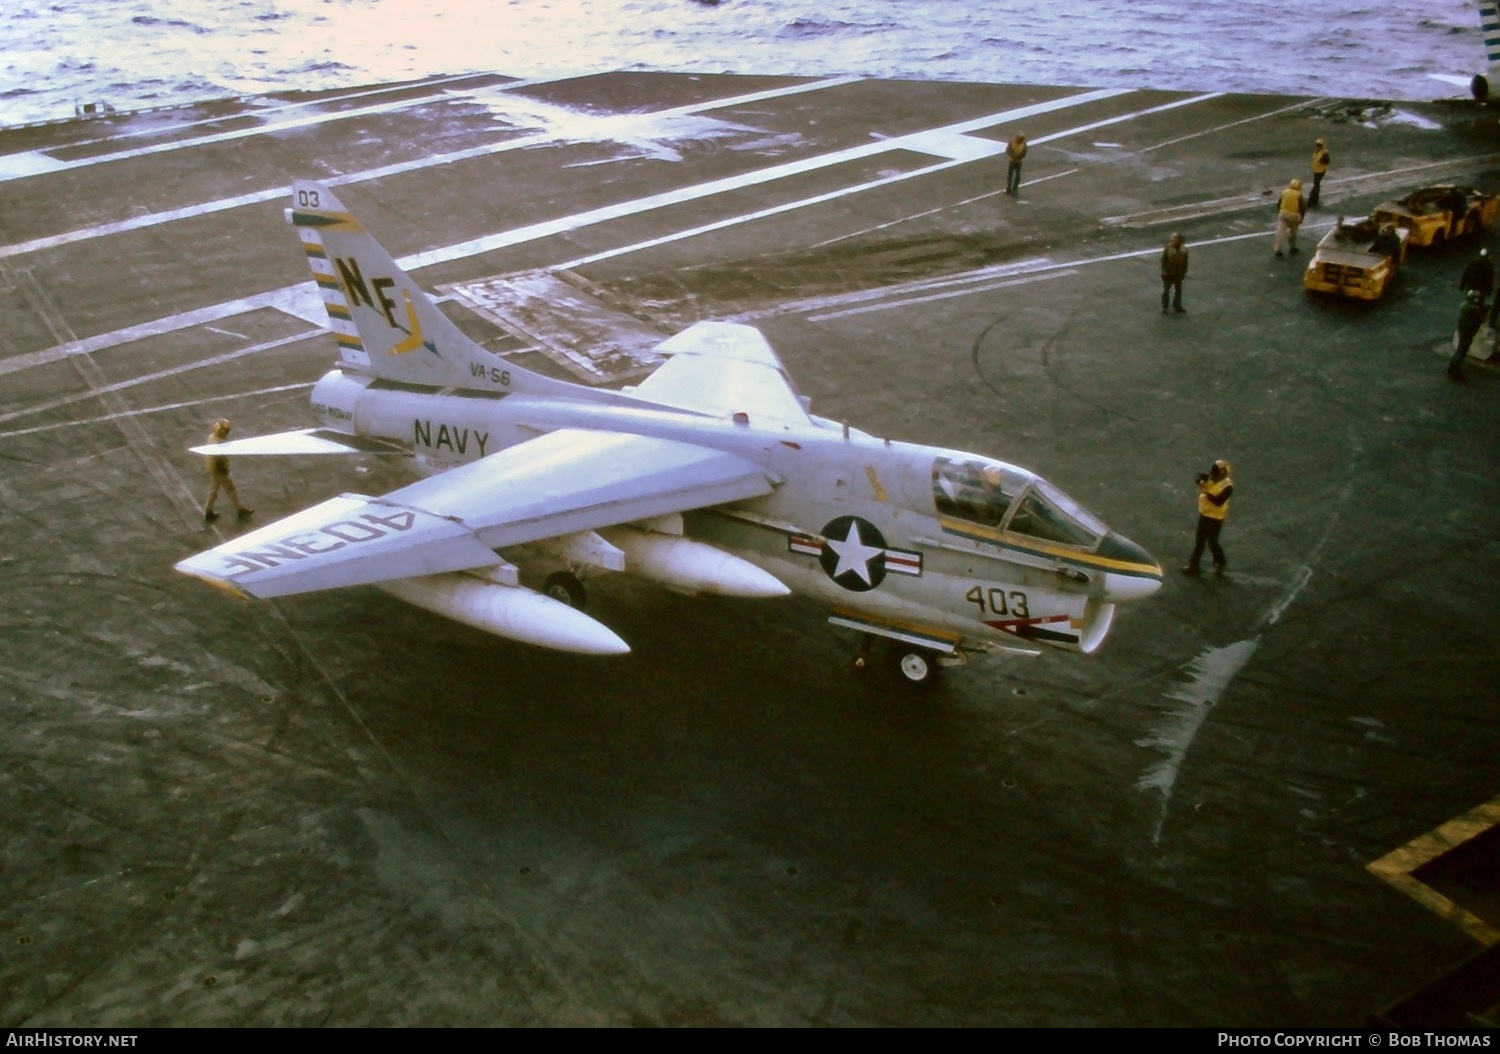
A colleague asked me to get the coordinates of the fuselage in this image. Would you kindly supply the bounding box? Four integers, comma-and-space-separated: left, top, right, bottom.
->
311, 366, 1162, 655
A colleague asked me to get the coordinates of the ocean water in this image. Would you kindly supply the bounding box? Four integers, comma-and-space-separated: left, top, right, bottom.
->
0, 0, 1484, 128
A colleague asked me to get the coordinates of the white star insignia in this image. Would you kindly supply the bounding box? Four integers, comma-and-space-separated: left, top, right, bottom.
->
826, 522, 883, 585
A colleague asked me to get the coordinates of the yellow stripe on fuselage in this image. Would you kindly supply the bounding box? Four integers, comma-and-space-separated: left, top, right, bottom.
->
939, 517, 1160, 578
829, 607, 961, 648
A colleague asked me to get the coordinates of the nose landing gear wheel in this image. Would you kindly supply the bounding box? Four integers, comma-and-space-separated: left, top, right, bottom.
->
543, 571, 586, 609
895, 650, 935, 685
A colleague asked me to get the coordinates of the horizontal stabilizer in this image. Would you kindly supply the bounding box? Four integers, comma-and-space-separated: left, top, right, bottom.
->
191, 428, 409, 457
633, 321, 810, 425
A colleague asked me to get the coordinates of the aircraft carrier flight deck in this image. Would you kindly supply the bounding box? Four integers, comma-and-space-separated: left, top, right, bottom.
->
0, 71, 1497, 1026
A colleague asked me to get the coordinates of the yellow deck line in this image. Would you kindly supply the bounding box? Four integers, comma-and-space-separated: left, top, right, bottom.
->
1367, 793, 1500, 946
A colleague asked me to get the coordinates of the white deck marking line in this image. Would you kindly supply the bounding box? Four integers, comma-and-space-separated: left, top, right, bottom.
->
55, 73, 518, 151
1106, 153, 1500, 229
5, 96, 481, 179
6, 89, 1225, 377
0, 93, 1128, 379
552, 94, 1216, 274
1129, 98, 1310, 156
773, 223, 1298, 322
400, 88, 1132, 269
0, 287, 319, 378
0, 102, 1107, 377
0, 70, 794, 184
806, 270, 1076, 321
0, 77, 869, 259
0, 189, 281, 258
807, 187, 1010, 251
6, 161, 1291, 388
0, 259, 204, 525
552, 153, 994, 271
1, 91, 1132, 373
806, 96, 1292, 253
0, 74, 500, 174
810, 167, 1080, 251
1025, 92, 1223, 147
0, 383, 314, 441
0, 330, 317, 424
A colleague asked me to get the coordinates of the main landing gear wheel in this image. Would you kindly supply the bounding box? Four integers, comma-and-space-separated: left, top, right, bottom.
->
543, 571, 586, 609
894, 649, 937, 686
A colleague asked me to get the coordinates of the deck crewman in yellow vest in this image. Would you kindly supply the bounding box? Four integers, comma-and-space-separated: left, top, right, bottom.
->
1183, 459, 1233, 575
1274, 179, 1305, 258
1309, 138, 1330, 207
1005, 133, 1027, 195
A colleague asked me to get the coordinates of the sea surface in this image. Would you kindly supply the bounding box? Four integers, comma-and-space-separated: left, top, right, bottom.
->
0, 0, 1485, 128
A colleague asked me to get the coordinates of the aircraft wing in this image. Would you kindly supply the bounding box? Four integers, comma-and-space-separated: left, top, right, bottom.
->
631, 321, 811, 426
175, 428, 775, 598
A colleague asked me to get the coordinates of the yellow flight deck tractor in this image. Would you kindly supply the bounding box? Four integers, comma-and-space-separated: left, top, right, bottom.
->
1370, 185, 1499, 249
1303, 217, 1408, 301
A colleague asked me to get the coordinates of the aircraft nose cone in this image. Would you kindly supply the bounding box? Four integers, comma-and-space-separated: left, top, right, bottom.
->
1096, 532, 1163, 602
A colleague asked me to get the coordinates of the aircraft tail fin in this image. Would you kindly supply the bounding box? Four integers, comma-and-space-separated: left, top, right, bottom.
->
1477, 2, 1500, 99
1484, 3, 1500, 69
288, 180, 576, 396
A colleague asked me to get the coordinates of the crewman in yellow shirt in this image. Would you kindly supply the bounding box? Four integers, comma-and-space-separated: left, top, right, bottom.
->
1005, 133, 1027, 195
1309, 138, 1330, 207
1183, 460, 1233, 575
1274, 179, 1305, 257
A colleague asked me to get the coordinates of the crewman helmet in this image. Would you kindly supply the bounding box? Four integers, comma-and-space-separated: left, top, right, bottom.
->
1289, 179, 1301, 190
213, 418, 231, 436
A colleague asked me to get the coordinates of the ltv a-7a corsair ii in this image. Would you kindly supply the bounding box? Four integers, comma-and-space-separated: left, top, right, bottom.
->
175, 181, 1163, 684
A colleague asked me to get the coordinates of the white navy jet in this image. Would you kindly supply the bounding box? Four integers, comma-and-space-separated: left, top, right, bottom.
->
175, 181, 1162, 683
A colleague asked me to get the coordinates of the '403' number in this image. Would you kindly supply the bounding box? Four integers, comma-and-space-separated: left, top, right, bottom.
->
965, 586, 1029, 618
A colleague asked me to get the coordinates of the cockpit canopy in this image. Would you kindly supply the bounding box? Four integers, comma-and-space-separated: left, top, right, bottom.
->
931, 456, 1106, 549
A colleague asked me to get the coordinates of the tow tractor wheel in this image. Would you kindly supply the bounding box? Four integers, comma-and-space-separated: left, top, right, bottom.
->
543, 571, 586, 609
894, 649, 937, 686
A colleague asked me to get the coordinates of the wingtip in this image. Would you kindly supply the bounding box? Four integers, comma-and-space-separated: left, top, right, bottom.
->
174, 562, 250, 600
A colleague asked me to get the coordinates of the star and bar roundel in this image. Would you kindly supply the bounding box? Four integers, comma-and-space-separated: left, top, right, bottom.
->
789, 515, 923, 592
